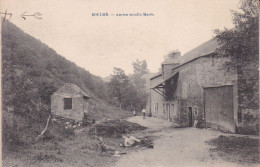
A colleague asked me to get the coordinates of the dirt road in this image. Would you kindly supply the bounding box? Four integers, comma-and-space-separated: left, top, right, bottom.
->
114, 116, 259, 167
3, 116, 258, 167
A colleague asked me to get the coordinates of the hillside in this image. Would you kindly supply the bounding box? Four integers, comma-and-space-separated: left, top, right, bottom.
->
2, 20, 130, 149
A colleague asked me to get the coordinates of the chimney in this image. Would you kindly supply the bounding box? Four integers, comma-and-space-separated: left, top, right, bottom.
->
162, 50, 181, 79
163, 50, 181, 64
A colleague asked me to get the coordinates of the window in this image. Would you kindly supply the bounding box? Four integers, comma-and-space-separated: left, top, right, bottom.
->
64, 98, 72, 110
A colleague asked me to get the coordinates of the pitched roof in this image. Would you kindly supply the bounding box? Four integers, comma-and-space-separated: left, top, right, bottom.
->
179, 38, 219, 65
149, 38, 219, 81
52, 83, 90, 97
68, 83, 90, 97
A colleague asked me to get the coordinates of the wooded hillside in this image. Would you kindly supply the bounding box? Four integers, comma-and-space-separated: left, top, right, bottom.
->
2, 20, 129, 148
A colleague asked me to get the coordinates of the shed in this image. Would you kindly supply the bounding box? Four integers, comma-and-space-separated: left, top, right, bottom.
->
51, 83, 90, 121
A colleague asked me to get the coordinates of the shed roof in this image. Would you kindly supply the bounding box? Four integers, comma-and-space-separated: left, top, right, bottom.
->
150, 72, 162, 80
151, 71, 179, 89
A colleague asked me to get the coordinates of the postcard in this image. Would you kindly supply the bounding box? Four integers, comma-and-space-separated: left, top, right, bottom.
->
1, 0, 259, 166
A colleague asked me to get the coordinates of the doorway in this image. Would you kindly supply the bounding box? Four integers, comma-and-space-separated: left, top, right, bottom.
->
188, 107, 192, 127
204, 85, 234, 132
166, 103, 170, 121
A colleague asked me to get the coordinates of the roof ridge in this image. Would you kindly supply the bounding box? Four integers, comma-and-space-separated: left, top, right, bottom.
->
67, 83, 90, 97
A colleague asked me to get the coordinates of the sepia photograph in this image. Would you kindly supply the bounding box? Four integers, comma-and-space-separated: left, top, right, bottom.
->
1, 0, 259, 166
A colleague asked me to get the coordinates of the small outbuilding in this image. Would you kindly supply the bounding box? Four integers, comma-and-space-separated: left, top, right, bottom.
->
51, 83, 90, 121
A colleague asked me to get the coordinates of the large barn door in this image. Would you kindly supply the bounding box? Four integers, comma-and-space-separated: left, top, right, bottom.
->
204, 86, 234, 132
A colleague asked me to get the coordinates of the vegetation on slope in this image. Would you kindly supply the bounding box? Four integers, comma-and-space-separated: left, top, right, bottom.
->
1, 20, 130, 148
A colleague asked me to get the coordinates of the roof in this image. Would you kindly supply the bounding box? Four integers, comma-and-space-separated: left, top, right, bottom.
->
151, 71, 179, 89
149, 38, 219, 82
53, 83, 90, 98
69, 83, 90, 97
150, 72, 162, 80
179, 38, 219, 65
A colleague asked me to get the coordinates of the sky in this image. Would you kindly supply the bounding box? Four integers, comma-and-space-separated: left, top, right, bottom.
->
1, 0, 240, 77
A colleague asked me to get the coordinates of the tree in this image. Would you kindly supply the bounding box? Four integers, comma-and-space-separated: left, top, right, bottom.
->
108, 61, 151, 111
131, 59, 149, 90
108, 68, 129, 109
121, 84, 139, 110
130, 59, 150, 111
214, 0, 259, 70
132, 59, 149, 76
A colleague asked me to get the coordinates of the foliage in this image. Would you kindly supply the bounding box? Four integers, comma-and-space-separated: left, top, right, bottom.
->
108, 68, 129, 109
214, 0, 259, 69
1, 20, 112, 146
130, 59, 149, 110
132, 59, 149, 75
2, 20, 111, 115
131, 59, 149, 90
108, 60, 150, 111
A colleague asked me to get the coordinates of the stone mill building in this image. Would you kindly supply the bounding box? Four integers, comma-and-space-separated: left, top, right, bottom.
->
148, 38, 259, 134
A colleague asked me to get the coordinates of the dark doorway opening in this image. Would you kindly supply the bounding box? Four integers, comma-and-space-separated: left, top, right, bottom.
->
188, 107, 192, 127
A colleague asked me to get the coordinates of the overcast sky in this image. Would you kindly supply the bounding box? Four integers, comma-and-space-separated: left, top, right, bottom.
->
1, 0, 240, 77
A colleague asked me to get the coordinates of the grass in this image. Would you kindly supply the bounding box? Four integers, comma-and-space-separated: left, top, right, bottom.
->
207, 135, 260, 165
2, 113, 149, 167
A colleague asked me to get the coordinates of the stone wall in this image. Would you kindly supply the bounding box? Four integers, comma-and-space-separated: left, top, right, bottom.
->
51, 84, 89, 121
51, 94, 85, 121
172, 55, 237, 130
150, 54, 259, 134
83, 97, 90, 113
150, 75, 165, 119
150, 70, 181, 122
237, 63, 259, 134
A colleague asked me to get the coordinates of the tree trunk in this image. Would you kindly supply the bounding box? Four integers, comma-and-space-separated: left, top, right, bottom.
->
35, 115, 51, 142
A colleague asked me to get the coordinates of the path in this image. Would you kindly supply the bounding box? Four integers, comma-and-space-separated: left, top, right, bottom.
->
114, 116, 258, 167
